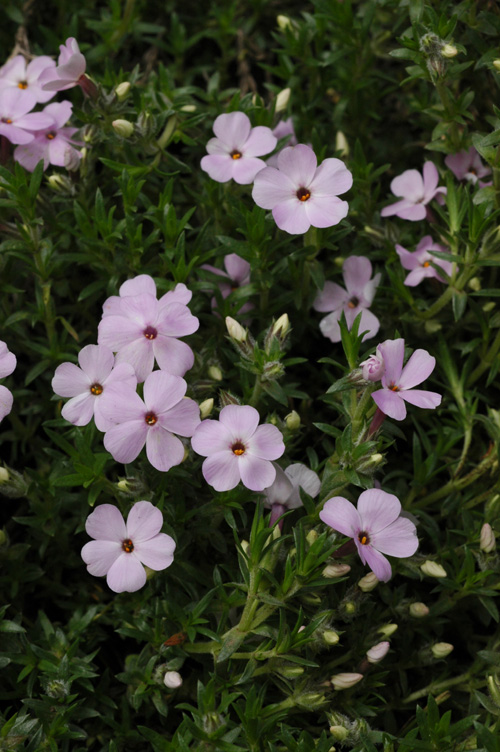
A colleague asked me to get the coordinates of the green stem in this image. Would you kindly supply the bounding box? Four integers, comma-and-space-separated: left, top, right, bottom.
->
467, 326, 500, 386
249, 376, 263, 409
404, 671, 471, 703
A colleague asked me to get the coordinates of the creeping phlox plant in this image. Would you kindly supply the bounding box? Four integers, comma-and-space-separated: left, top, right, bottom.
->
1, 2, 500, 749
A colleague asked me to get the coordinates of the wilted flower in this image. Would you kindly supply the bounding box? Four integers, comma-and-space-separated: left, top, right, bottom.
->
0, 55, 56, 103
320, 488, 418, 582
201, 111, 277, 184
252, 144, 352, 234
191, 404, 285, 492
263, 463, 320, 526
81, 501, 175, 593
396, 235, 453, 286
13, 101, 82, 172
381, 162, 446, 221
0, 341, 16, 423
313, 256, 381, 342
445, 147, 491, 186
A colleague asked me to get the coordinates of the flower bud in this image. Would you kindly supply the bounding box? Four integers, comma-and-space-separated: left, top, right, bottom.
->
421, 560, 447, 578
494, 60, 500, 72
117, 479, 130, 491
441, 44, 458, 58
424, 320, 442, 334
278, 665, 304, 678
296, 692, 326, 709
275, 88, 291, 113
377, 623, 398, 638
0, 529, 7, 546
431, 642, 454, 659
64, 148, 81, 172
44, 679, 70, 699
483, 301, 495, 312
164, 670, 183, 689
115, 81, 131, 100
335, 131, 349, 158
112, 119, 134, 138
0, 467, 10, 483
277, 14, 293, 31
240, 540, 250, 555
225, 316, 247, 342
208, 365, 223, 381
323, 563, 351, 578
360, 353, 384, 382
366, 641, 390, 664
271, 313, 290, 340
487, 674, 500, 706
343, 601, 356, 615
285, 410, 300, 430
330, 726, 349, 741
323, 630, 340, 646
47, 174, 74, 193
409, 602, 430, 618
331, 672, 363, 690
199, 398, 214, 419
468, 277, 481, 292
357, 572, 379, 592
180, 104, 196, 112
306, 530, 318, 546
480, 522, 496, 553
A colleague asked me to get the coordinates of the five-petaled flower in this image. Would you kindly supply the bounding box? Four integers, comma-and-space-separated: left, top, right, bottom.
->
381, 162, 446, 221
14, 100, 82, 172
396, 235, 452, 287
200, 111, 277, 184
0, 340, 16, 423
320, 488, 418, 582
445, 147, 491, 187
191, 404, 285, 492
252, 144, 352, 234
0, 88, 54, 144
371, 338, 441, 420
0, 54, 56, 103
81, 501, 175, 593
263, 463, 320, 526
313, 256, 380, 342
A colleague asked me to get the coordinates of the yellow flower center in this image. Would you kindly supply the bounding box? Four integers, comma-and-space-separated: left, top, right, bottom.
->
230, 150, 242, 160
90, 383, 103, 395
296, 187, 311, 202
18, 81, 28, 89
358, 532, 370, 545
122, 538, 134, 553
232, 441, 245, 456
46, 132, 56, 140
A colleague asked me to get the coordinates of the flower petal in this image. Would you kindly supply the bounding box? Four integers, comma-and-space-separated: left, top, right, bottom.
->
390, 169, 424, 201
61, 392, 95, 426
320, 497, 361, 537
399, 389, 442, 410
243, 126, 277, 158
224, 254, 251, 284
85, 503, 126, 541
356, 308, 380, 341
319, 311, 342, 342
422, 161, 439, 199
357, 489, 401, 534
370, 517, 418, 557
146, 427, 185, 471
213, 112, 251, 150
238, 454, 276, 491
126, 501, 162, 541
252, 167, 295, 209
81, 539, 122, 576
201, 154, 236, 183
379, 338, 405, 387
158, 398, 200, 437
219, 404, 260, 440
106, 552, 146, 593
52, 362, 90, 397
372, 388, 407, 420
202, 451, 241, 491
398, 349, 436, 390
273, 199, 311, 234
153, 336, 194, 377
97, 314, 143, 351
396, 244, 419, 271
396, 203, 427, 221
343, 256, 373, 294
359, 544, 392, 582
134, 532, 176, 570
119, 274, 156, 298
0, 346, 16, 378
156, 302, 199, 337
115, 337, 155, 383
309, 157, 353, 196
304, 195, 349, 228
78, 344, 114, 383
104, 420, 148, 463
263, 464, 294, 508
285, 463, 321, 507
248, 423, 285, 460
313, 281, 348, 312
0, 384, 13, 421
143, 371, 186, 413
232, 156, 267, 184
191, 420, 232, 456
277, 144, 317, 187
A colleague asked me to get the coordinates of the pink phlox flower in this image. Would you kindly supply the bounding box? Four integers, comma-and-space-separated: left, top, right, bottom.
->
313, 256, 381, 343
81, 501, 176, 593
98, 289, 199, 382
202, 253, 253, 315
101, 370, 200, 472
0, 55, 56, 103
101, 274, 192, 317
264, 463, 320, 526
396, 235, 452, 287
39, 38, 87, 92
191, 404, 285, 492
319, 488, 418, 582
371, 338, 441, 421
51, 344, 137, 432
0, 88, 54, 144
13, 101, 82, 172
201, 111, 277, 184
252, 144, 353, 235
267, 118, 297, 168
0, 340, 16, 423
360, 346, 384, 382
380, 162, 446, 221
445, 147, 491, 187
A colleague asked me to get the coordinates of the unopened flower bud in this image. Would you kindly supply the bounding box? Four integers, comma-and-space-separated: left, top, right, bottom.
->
378, 623, 398, 638
115, 81, 131, 100
441, 44, 458, 58
208, 365, 223, 381
225, 316, 247, 342
366, 641, 390, 664
199, 398, 214, 419
335, 131, 349, 158
323, 630, 340, 646
285, 410, 300, 430
0, 467, 10, 483
331, 672, 363, 690
47, 174, 74, 192
421, 560, 447, 578
487, 674, 500, 706
483, 301, 495, 312
275, 88, 291, 113
117, 479, 130, 491
240, 540, 250, 555
424, 320, 442, 334
468, 277, 481, 292
330, 726, 349, 741
271, 313, 290, 339
494, 60, 500, 72
323, 563, 351, 578
112, 119, 134, 138
357, 572, 379, 592
164, 670, 183, 689
0, 529, 7, 546
277, 14, 293, 31
180, 104, 196, 112
431, 642, 454, 659
279, 665, 304, 678
157, 115, 177, 149
409, 602, 430, 618
480, 523, 496, 553
296, 692, 326, 709
45, 679, 70, 698
360, 353, 384, 382
306, 530, 318, 546
343, 601, 356, 615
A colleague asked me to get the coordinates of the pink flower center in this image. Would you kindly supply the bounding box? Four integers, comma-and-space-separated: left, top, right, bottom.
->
90, 383, 103, 395
145, 412, 157, 426
231, 441, 246, 456
46, 132, 56, 140
358, 531, 370, 545
347, 296, 359, 309
18, 81, 28, 90
230, 150, 242, 160
122, 538, 134, 553
296, 187, 311, 202
143, 326, 157, 340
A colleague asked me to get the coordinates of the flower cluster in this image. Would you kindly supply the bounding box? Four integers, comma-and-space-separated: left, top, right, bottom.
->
0, 341, 16, 423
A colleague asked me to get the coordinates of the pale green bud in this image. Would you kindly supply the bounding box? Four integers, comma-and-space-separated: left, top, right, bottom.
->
431, 642, 454, 659
468, 277, 481, 292
117, 479, 130, 491
112, 119, 134, 138
180, 104, 196, 112
271, 313, 290, 339
199, 398, 214, 419
494, 60, 500, 72
424, 319, 442, 334
240, 540, 250, 555
208, 365, 223, 381
279, 665, 304, 678
409, 602, 430, 618
343, 601, 356, 615
225, 316, 247, 342
275, 88, 291, 113
323, 563, 351, 578
357, 572, 379, 592
323, 630, 340, 646
115, 81, 131, 100
480, 522, 496, 553
0, 467, 10, 483
331, 672, 363, 690
487, 674, 500, 706
378, 623, 398, 638
441, 44, 458, 58
483, 301, 495, 312
277, 14, 293, 31
47, 174, 73, 193
157, 115, 177, 148
335, 131, 349, 157
330, 726, 349, 741
296, 692, 325, 709
421, 560, 447, 578
285, 410, 300, 430
306, 529, 318, 546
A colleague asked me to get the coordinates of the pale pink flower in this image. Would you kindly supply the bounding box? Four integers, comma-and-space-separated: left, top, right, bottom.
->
372, 338, 441, 421
0, 88, 53, 144
381, 162, 446, 221
445, 147, 491, 187
102, 371, 200, 472
252, 144, 352, 234
396, 235, 452, 286
0, 55, 56, 103
101, 274, 192, 317
51, 344, 137, 432
202, 253, 253, 315
313, 256, 380, 342
320, 488, 418, 582
366, 641, 390, 664
360, 348, 384, 382
264, 463, 320, 526
201, 112, 277, 184
0, 341, 16, 423
267, 118, 297, 168
39, 38, 87, 92
13, 101, 81, 172
191, 404, 285, 492
81, 501, 175, 593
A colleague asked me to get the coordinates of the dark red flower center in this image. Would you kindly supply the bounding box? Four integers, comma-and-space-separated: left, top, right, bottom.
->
231, 441, 246, 456
143, 326, 157, 340
145, 412, 157, 426
90, 383, 103, 395
122, 538, 134, 553
230, 150, 242, 160
347, 296, 359, 309
358, 531, 370, 545
2, 118, 12, 124
296, 187, 311, 202
18, 81, 28, 90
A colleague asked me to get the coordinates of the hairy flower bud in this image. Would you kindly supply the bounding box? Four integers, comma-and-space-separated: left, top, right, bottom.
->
112, 119, 134, 138
331, 672, 363, 690
409, 602, 430, 618
278, 665, 304, 678
225, 316, 247, 342
275, 88, 291, 112
199, 398, 214, 419
306, 530, 318, 546
115, 81, 131, 100
487, 674, 500, 706
272, 313, 290, 340
323, 630, 340, 646
0, 467, 10, 483
366, 641, 390, 664
164, 670, 183, 689
441, 44, 458, 58
323, 563, 351, 578
285, 410, 300, 430
431, 642, 454, 659
360, 353, 384, 382
480, 523, 496, 553
378, 623, 398, 638
330, 725, 349, 741
421, 560, 447, 578
357, 572, 379, 592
